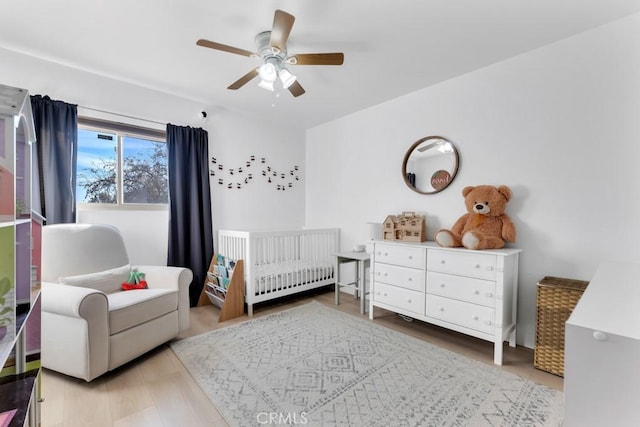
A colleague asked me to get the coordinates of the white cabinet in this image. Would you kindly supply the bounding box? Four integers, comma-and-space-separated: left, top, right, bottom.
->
371, 242, 426, 316
564, 262, 640, 427
369, 240, 520, 365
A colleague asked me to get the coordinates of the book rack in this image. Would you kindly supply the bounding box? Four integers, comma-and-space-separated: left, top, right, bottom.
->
197, 255, 245, 322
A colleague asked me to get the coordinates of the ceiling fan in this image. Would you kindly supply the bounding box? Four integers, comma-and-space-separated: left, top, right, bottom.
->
196, 9, 344, 97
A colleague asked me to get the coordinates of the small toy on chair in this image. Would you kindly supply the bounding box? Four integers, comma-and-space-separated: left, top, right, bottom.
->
435, 185, 516, 250
122, 270, 148, 290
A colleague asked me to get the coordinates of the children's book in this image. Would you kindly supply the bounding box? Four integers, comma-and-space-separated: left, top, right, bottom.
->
210, 254, 237, 295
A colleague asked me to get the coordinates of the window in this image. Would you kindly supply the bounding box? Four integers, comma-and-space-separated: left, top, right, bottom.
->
76, 119, 168, 208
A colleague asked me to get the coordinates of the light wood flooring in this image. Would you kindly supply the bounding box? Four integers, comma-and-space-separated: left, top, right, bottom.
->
41, 288, 563, 427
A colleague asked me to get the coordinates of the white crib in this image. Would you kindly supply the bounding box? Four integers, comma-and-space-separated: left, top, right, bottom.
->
217, 228, 339, 316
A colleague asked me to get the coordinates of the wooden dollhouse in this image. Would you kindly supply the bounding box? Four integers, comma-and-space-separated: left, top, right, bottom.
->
383, 212, 426, 242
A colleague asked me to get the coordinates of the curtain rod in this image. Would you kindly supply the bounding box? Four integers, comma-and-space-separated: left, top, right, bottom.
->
79, 105, 166, 126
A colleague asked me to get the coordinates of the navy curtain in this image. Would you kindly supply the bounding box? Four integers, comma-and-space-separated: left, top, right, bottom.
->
30, 95, 78, 224
166, 124, 214, 306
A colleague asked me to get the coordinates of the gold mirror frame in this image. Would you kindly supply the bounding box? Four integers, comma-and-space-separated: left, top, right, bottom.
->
402, 135, 460, 194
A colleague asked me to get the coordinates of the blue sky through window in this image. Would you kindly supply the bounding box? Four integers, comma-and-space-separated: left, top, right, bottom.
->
76, 129, 116, 202
76, 128, 167, 203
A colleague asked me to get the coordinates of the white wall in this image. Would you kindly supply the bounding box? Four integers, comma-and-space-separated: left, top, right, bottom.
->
0, 47, 306, 265
306, 13, 640, 348
207, 113, 305, 232
76, 209, 169, 265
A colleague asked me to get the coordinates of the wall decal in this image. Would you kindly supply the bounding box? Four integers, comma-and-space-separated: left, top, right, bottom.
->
211, 155, 301, 190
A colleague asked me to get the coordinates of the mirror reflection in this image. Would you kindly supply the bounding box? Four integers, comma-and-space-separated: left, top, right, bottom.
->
402, 136, 459, 194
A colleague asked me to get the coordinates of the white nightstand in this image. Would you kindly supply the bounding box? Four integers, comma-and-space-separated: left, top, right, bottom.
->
333, 251, 371, 314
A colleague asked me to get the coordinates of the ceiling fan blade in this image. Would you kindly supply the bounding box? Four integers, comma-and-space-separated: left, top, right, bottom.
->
292, 53, 344, 66
270, 9, 295, 51
227, 69, 259, 90
196, 39, 255, 57
288, 80, 306, 97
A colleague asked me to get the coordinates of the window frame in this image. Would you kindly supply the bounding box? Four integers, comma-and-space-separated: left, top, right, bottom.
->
76, 117, 169, 211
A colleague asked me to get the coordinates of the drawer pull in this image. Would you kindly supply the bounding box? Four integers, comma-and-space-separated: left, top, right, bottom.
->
408, 255, 413, 259
440, 283, 445, 288
474, 264, 480, 269
593, 331, 608, 341
407, 299, 412, 303
440, 259, 446, 264
384, 252, 388, 256
473, 316, 479, 321
383, 293, 388, 297
384, 273, 388, 276
474, 290, 480, 295
407, 277, 413, 281
439, 307, 444, 312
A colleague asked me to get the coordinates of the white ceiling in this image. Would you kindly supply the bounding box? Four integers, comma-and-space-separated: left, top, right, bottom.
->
2, 0, 640, 130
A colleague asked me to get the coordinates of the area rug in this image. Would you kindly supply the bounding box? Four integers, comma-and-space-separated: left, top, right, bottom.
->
171, 301, 563, 426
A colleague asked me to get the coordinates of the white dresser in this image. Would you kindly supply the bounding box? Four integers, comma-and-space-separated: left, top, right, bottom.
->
564, 262, 640, 427
368, 240, 521, 365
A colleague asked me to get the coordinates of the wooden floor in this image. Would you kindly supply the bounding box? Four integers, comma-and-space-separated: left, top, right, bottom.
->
41, 287, 563, 427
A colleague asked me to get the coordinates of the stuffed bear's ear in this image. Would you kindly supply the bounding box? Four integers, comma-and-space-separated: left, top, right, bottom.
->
498, 185, 512, 201
462, 186, 475, 197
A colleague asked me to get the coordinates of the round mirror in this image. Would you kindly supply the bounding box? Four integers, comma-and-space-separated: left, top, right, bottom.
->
402, 135, 459, 194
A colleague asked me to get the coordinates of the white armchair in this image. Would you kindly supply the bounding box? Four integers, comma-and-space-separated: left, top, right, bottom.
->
41, 223, 192, 381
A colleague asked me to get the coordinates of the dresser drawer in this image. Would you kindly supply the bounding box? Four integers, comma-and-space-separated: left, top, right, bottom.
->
374, 243, 425, 269
374, 263, 425, 292
427, 249, 497, 281
373, 282, 424, 315
426, 295, 495, 334
426, 271, 495, 307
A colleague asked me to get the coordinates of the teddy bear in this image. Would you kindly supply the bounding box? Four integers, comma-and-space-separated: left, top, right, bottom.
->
435, 185, 516, 250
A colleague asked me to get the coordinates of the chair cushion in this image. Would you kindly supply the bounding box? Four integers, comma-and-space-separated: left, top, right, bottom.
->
107, 288, 178, 334
59, 264, 131, 294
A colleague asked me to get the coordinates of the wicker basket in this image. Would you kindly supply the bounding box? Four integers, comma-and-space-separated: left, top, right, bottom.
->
534, 276, 589, 377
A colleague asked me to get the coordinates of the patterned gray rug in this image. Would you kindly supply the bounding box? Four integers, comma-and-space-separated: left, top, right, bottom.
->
171, 301, 563, 426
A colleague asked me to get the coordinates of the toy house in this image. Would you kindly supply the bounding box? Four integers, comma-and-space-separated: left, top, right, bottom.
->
383, 212, 426, 242
383, 215, 398, 240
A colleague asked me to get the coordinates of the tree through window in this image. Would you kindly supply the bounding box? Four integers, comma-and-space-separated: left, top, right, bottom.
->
76, 125, 168, 206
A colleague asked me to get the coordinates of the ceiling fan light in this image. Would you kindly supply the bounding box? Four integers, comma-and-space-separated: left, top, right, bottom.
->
258, 79, 275, 91
437, 142, 453, 153
279, 68, 296, 89
258, 63, 277, 83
